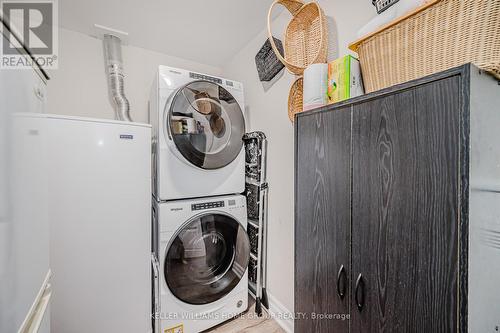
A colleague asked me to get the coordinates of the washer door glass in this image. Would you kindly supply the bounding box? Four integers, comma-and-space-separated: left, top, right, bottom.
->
164, 213, 250, 305
165, 81, 245, 169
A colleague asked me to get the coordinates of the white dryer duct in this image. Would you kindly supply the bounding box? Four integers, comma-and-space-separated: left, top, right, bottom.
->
103, 34, 132, 122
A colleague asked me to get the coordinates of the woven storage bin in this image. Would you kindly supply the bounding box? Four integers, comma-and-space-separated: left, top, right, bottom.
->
288, 77, 303, 122
267, 0, 328, 75
349, 0, 500, 93
255, 37, 285, 82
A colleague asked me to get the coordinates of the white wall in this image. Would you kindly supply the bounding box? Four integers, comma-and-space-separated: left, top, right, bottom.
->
222, 0, 376, 324
47, 28, 222, 123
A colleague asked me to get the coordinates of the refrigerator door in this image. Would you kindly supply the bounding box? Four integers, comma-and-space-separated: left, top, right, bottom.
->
47, 117, 152, 333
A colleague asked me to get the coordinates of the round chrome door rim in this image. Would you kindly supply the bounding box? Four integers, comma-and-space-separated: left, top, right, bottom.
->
162, 80, 245, 170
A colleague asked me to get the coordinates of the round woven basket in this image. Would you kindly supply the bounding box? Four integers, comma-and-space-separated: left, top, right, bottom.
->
288, 77, 303, 122
267, 0, 328, 75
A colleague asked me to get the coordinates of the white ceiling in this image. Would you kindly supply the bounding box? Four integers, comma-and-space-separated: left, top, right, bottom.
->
59, 0, 281, 67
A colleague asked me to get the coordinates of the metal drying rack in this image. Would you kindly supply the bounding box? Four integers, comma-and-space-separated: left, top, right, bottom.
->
243, 131, 269, 316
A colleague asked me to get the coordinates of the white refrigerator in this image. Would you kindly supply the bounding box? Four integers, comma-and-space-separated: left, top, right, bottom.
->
46, 115, 152, 333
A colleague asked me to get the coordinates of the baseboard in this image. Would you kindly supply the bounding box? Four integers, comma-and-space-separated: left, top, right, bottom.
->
266, 293, 294, 333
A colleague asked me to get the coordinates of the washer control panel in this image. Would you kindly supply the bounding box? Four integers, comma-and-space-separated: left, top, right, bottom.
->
191, 200, 225, 211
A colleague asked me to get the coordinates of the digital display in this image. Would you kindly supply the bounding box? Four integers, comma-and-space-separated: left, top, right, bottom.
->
191, 201, 224, 211
189, 72, 222, 84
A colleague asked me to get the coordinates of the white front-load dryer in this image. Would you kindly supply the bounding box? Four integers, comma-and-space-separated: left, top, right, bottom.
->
150, 66, 246, 201
156, 194, 249, 333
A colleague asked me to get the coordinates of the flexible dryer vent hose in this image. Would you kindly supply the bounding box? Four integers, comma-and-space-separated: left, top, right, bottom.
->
103, 34, 132, 122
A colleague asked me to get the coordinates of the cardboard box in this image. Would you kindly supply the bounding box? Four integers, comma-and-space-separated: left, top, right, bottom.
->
327, 55, 364, 104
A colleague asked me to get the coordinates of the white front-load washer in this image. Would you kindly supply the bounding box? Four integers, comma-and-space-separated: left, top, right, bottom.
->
149, 66, 246, 201
155, 194, 249, 333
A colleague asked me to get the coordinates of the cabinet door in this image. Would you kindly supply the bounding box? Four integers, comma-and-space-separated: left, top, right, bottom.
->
295, 107, 351, 333
351, 78, 460, 332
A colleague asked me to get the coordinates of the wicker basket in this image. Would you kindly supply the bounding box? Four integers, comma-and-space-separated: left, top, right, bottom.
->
267, 0, 328, 75
288, 77, 303, 122
349, 0, 500, 93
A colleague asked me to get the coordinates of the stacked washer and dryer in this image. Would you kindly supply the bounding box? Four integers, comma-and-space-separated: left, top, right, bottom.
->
149, 66, 250, 333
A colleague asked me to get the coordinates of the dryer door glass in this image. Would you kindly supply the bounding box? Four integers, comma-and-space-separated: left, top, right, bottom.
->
164, 213, 250, 305
165, 80, 245, 169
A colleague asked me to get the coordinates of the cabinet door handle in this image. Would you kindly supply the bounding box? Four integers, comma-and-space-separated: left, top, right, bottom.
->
355, 273, 365, 311
336, 264, 347, 299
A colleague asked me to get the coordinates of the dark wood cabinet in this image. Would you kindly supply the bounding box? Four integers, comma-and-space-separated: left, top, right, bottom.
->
295, 65, 500, 332
295, 107, 351, 333
351, 78, 459, 332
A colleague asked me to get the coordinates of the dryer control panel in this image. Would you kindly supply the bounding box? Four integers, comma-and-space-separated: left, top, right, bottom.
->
189, 72, 222, 84
188, 71, 243, 91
